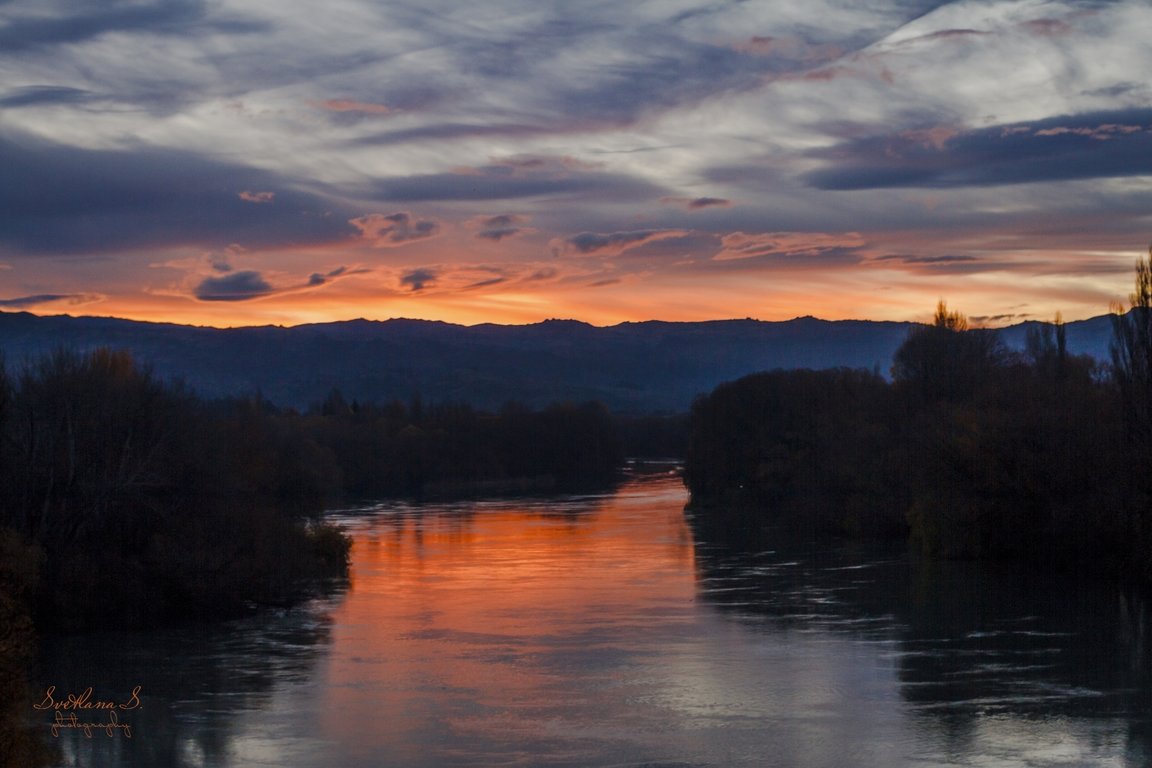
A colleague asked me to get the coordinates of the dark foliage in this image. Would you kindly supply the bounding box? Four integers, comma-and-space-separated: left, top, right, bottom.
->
686, 269, 1152, 587
685, 367, 906, 538
0, 350, 352, 629
300, 392, 625, 499
0, 529, 57, 768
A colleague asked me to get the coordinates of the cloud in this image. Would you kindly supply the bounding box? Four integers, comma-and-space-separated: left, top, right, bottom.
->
876, 254, 979, 265
203, 243, 249, 273
366, 158, 660, 203
527, 267, 558, 282
350, 212, 441, 247
806, 108, 1152, 190
689, 197, 732, 210
464, 276, 508, 290
714, 232, 867, 264
871, 253, 1000, 274
193, 262, 367, 300
732, 35, 844, 64
306, 265, 369, 287
470, 214, 531, 241
238, 190, 274, 203
971, 313, 1028, 324
892, 28, 987, 45
400, 268, 437, 292
0, 86, 94, 108
1022, 18, 1072, 37
355, 122, 553, 147
318, 99, 392, 115
551, 229, 690, 258
0, 0, 267, 54
194, 271, 274, 302
0, 130, 357, 256
1033, 125, 1142, 140
0, 293, 101, 309
662, 196, 733, 210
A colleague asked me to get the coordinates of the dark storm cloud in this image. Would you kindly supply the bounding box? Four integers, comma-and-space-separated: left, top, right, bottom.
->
0, 130, 357, 255
0, 0, 266, 53
193, 271, 273, 302
806, 108, 1152, 190
400, 268, 437, 292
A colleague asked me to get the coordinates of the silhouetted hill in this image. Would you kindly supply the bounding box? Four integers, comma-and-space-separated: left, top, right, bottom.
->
0, 311, 1116, 412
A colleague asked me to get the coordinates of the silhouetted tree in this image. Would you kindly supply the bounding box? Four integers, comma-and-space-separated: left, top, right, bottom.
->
1111, 248, 1152, 445
1026, 313, 1069, 380
891, 301, 1006, 404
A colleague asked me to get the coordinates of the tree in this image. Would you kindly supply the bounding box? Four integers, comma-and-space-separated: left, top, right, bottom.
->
1110, 247, 1152, 443
891, 301, 1005, 404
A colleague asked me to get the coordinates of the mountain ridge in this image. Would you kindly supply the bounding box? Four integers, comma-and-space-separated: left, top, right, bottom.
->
0, 310, 1117, 412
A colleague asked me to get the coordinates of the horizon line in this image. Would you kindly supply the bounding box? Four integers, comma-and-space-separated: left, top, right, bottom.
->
0, 307, 1116, 333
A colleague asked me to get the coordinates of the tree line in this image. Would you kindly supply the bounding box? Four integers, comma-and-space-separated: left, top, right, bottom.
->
685, 254, 1152, 587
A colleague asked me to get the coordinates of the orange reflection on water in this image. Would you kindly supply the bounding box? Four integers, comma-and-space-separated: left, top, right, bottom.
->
317, 474, 694, 762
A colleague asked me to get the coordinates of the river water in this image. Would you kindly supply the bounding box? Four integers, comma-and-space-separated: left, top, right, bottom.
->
33, 470, 1152, 767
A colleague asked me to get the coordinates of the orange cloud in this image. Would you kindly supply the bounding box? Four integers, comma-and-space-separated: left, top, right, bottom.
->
350, 212, 442, 247
550, 229, 689, 258
714, 231, 867, 262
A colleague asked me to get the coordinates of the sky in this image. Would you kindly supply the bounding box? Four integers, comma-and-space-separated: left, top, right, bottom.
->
2, 0, 1151, 328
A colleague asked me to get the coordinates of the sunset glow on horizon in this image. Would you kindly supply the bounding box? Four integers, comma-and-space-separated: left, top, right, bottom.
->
3, 1, 1151, 329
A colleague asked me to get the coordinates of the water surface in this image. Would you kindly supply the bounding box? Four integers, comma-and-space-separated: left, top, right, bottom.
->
35, 472, 1152, 766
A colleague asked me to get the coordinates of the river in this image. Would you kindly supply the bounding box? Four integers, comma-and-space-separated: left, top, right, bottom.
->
33, 469, 1152, 767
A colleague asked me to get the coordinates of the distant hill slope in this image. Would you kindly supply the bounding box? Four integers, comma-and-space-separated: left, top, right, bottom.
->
0, 311, 1116, 412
